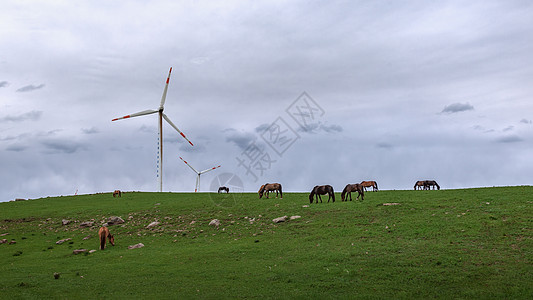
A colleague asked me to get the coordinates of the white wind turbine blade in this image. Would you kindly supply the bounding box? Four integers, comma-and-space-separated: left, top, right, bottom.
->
199, 165, 221, 175
195, 175, 200, 192
162, 113, 194, 146
112, 109, 158, 121
159, 67, 172, 110
179, 156, 199, 174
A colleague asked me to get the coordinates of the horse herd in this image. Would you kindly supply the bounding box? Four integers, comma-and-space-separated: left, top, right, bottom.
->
256, 181, 381, 204
254, 180, 440, 204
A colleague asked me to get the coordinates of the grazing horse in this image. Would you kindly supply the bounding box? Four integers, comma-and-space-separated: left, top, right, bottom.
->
218, 186, 229, 193
360, 181, 379, 192
341, 184, 365, 201
98, 227, 115, 250
425, 180, 440, 190
309, 185, 335, 204
258, 183, 283, 199
113, 190, 121, 197
414, 181, 425, 190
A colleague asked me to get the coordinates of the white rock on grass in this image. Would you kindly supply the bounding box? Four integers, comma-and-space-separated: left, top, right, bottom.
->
79, 221, 94, 228
56, 238, 72, 244
107, 216, 125, 226
146, 221, 160, 229
128, 243, 144, 250
209, 219, 221, 227
290, 216, 301, 220
272, 216, 288, 223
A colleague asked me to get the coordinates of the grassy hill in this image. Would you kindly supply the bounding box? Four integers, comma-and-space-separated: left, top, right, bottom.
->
1, 187, 532, 299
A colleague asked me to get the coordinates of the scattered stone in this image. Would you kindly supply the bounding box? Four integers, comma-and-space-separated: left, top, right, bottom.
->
273, 216, 288, 223
62, 219, 71, 226
190, 220, 196, 225
290, 216, 301, 220
146, 221, 160, 229
9, 240, 16, 245
383, 203, 401, 206
89, 250, 97, 254
302, 205, 310, 208
73, 249, 87, 255
0, 233, 8, 236
54, 272, 60, 279
0, 239, 7, 244
128, 243, 144, 250
107, 216, 125, 226
82, 235, 91, 240
56, 238, 72, 244
128, 216, 134, 220
79, 221, 94, 228
209, 219, 221, 227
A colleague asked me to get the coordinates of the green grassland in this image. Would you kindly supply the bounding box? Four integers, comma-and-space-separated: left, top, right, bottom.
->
1, 187, 532, 299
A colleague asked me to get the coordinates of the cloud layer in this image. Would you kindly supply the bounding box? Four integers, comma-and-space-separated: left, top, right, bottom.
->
1, 1, 532, 201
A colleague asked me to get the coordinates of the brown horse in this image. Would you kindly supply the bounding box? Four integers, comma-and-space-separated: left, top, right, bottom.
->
98, 226, 115, 250
360, 181, 378, 192
414, 181, 425, 190
258, 183, 282, 199
309, 185, 335, 203
113, 190, 121, 197
425, 180, 440, 190
341, 184, 364, 201
218, 186, 229, 193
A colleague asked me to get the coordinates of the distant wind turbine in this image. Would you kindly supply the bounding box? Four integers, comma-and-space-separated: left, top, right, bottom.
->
179, 156, 221, 192
112, 67, 193, 192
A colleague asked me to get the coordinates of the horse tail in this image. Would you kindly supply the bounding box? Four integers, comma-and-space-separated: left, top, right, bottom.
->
435, 182, 440, 190
374, 181, 378, 191
331, 186, 335, 202
278, 184, 282, 198
99, 227, 106, 250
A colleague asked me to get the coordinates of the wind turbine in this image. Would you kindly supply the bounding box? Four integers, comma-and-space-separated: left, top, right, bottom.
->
179, 156, 221, 192
112, 67, 193, 192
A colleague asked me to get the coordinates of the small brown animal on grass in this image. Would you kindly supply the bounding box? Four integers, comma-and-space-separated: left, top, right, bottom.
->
98, 227, 115, 250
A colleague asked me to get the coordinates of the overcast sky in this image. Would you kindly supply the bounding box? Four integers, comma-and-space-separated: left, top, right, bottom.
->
1, 0, 532, 202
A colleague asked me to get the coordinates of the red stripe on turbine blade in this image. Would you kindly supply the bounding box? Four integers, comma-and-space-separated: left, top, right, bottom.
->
188, 141, 194, 146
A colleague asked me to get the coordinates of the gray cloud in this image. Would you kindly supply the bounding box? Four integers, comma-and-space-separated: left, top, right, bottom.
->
519, 119, 532, 124
502, 126, 514, 132
6, 144, 27, 152
297, 122, 343, 134
41, 139, 85, 154
179, 143, 205, 153
495, 135, 523, 143
376, 142, 394, 149
16, 84, 45, 92
0, 81, 8, 88
224, 128, 257, 151
81, 127, 100, 134
0, 111, 43, 122
441, 103, 474, 114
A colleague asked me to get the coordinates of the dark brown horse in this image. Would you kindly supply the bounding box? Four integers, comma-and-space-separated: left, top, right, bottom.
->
425, 180, 440, 190
218, 186, 229, 193
414, 181, 425, 190
259, 183, 282, 199
341, 184, 364, 201
113, 190, 122, 197
360, 181, 378, 192
309, 185, 335, 203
